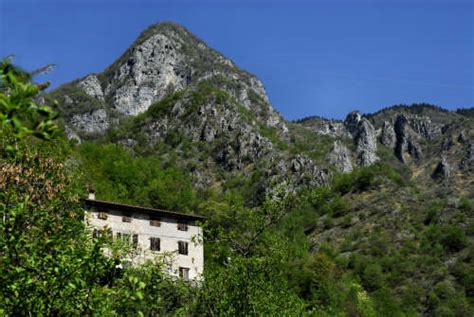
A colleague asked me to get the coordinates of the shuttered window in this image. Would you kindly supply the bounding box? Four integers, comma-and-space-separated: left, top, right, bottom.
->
150, 218, 161, 227
93, 229, 112, 239
117, 233, 131, 242
178, 267, 190, 281
177, 221, 188, 231
150, 237, 160, 251
178, 241, 188, 255
132, 234, 138, 249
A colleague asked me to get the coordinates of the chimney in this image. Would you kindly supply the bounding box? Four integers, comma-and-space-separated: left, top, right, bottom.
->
88, 188, 96, 200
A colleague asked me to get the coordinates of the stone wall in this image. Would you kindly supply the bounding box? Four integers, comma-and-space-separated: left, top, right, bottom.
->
85, 207, 204, 281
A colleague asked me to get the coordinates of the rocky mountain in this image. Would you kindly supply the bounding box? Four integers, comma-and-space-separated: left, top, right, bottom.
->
47, 22, 332, 196
48, 22, 473, 199
298, 104, 473, 189
43, 22, 474, 315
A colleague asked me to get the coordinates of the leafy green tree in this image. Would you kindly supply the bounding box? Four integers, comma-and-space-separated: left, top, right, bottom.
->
0, 60, 57, 150
78, 142, 196, 211
0, 140, 117, 315
0, 63, 115, 315
196, 190, 306, 315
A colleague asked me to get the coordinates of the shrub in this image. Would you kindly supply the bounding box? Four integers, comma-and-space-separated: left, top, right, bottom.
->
424, 200, 444, 225
439, 226, 468, 252
423, 225, 468, 253
329, 196, 351, 218
459, 197, 474, 217
332, 173, 355, 195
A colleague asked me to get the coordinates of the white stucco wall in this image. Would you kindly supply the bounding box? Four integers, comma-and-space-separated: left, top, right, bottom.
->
85, 207, 204, 281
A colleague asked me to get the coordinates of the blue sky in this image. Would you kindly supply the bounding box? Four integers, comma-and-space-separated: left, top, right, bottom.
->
1, 0, 473, 120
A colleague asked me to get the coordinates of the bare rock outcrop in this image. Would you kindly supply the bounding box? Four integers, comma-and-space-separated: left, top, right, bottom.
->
77, 75, 104, 101
380, 121, 396, 148
344, 111, 379, 166
287, 155, 329, 186
460, 142, 474, 171
70, 109, 109, 134
432, 157, 452, 180
53, 22, 288, 141
394, 114, 423, 163
104, 33, 189, 115
328, 140, 353, 173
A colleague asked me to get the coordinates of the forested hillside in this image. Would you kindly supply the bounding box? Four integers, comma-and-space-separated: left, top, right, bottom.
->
1, 22, 473, 316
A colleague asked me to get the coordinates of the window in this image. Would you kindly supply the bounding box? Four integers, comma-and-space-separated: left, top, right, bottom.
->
132, 234, 138, 249
122, 214, 132, 223
177, 221, 188, 231
98, 211, 108, 220
164, 260, 172, 272
117, 232, 131, 243
178, 267, 190, 281
150, 217, 161, 227
150, 237, 160, 251
178, 241, 188, 255
93, 229, 112, 238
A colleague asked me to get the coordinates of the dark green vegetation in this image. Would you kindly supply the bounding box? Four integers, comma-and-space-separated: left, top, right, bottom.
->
2, 63, 473, 316
306, 166, 473, 316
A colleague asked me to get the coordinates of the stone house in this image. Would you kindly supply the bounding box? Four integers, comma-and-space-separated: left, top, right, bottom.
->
84, 192, 205, 281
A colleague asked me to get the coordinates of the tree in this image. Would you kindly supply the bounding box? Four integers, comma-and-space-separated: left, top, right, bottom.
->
0, 60, 57, 151
0, 61, 115, 315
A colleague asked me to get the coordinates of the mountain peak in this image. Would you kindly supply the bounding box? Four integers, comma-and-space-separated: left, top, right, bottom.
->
132, 21, 206, 51
50, 20, 282, 133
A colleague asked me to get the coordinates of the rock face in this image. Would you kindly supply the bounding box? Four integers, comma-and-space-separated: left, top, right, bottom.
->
344, 112, 379, 166
77, 75, 104, 101
281, 155, 328, 187
344, 111, 363, 137
52, 22, 287, 139
355, 119, 379, 166
460, 142, 474, 171
394, 114, 423, 163
296, 104, 473, 187
297, 116, 348, 138
380, 121, 396, 148
432, 157, 452, 180
328, 140, 353, 173
49, 22, 322, 190
49, 22, 473, 192
70, 109, 109, 134
404, 115, 441, 140
104, 33, 189, 115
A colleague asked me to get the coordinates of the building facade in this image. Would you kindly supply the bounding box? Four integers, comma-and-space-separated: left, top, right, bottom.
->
84, 194, 205, 281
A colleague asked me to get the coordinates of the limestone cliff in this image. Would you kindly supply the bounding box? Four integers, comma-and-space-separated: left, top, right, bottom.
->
48, 23, 472, 193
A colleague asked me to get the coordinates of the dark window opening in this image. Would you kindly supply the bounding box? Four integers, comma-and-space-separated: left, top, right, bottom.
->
150, 237, 160, 251
93, 229, 112, 239
117, 232, 131, 243
150, 218, 161, 227
132, 234, 138, 249
177, 221, 188, 231
98, 212, 108, 220
178, 267, 190, 281
178, 241, 188, 255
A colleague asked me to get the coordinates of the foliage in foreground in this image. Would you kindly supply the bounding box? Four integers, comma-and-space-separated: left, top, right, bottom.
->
0, 63, 375, 316
1, 62, 472, 316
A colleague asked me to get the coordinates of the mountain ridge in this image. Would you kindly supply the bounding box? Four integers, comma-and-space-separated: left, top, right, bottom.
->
39, 21, 474, 315
47, 21, 473, 194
